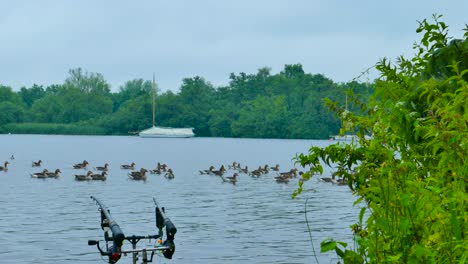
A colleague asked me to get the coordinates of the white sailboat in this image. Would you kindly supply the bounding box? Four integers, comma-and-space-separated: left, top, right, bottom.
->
139, 75, 195, 138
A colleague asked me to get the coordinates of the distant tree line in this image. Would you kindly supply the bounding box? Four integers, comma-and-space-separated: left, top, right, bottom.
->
0, 64, 373, 139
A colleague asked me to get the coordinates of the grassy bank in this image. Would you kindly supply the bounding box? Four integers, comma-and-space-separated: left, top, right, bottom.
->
0, 123, 108, 135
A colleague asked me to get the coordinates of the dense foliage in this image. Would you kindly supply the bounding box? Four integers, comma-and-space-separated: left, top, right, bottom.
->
0, 65, 372, 139
295, 15, 468, 263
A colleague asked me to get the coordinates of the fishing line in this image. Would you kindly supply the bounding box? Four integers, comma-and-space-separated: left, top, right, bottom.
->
305, 197, 320, 264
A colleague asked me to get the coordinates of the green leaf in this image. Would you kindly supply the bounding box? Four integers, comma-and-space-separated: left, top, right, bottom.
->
320, 239, 336, 253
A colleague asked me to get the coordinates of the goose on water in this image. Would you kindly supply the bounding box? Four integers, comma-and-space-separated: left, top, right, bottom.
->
221, 173, 238, 184
164, 169, 175, 179
128, 168, 147, 180
75, 171, 93, 181
73, 160, 89, 169
46, 169, 61, 178
91, 171, 107, 181
121, 162, 136, 170
94, 163, 109, 171
31, 169, 49, 179
0, 161, 9, 171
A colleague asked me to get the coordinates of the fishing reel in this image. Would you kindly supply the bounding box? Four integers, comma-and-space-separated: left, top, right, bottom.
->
88, 196, 177, 264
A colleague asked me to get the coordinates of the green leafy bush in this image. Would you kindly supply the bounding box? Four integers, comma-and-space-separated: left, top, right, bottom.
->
295, 15, 468, 263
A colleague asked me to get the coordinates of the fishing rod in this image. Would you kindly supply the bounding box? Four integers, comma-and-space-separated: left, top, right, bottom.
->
88, 196, 177, 264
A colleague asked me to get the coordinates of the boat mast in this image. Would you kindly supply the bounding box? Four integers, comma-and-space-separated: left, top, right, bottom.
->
152, 73, 156, 127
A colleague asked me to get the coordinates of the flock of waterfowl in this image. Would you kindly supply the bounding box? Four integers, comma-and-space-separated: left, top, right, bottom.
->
0, 157, 175, 182
2, 156, 346, 185
198, 162, 304, 185
198, 161, 348, 186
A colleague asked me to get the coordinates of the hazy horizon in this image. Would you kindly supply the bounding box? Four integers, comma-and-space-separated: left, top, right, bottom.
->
1, 1, 467, 92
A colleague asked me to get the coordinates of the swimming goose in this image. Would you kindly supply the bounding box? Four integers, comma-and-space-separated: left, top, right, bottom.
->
271, 164, 280, 172
240, 166, 249, 174
94, 163, 109, 171
0, 161, 9, 171
160, 163, 168, 172
91, 171, 107, 181
221, 173, 238, 184
31, 169, 49, 178
279, 168, 298, 178
275, 175, 290, 184
332, 177, 348, 186
73, 160, 89, 169
212, 165, 226, 176
128, 168, 148, 180
75, 171, 93, 181
46, 169, 61, 178
228, 162, 238, 170
249, 166, 263, 177
199, 166, 215, 175
121, 162, 136, 170
164, 169, 175, 179
32, 160, 42, 167
320, 171, 338, 183
150, 168, 163, 174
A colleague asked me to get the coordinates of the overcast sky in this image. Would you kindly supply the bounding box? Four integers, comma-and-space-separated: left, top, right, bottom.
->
1, 1, 467, 92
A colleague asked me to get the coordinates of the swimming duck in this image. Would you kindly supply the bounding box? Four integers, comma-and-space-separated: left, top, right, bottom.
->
121, 162, 136, 170
75, 171, 93, 181
94, 163, 109, 171
0, 161, 9, 171
91, 171, 107, 181
73, 160, 89, 169
46, 169, 61, 178
10, 154, 15, 160
32, 160, 42, 167
30, 169, 49, 178
164, 169, 175, 179
221, 173, 238, 184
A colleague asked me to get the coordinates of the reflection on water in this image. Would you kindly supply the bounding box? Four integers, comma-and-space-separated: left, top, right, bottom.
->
0, 135, 359, 264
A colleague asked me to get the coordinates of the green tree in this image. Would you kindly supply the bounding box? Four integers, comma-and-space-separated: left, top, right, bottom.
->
30, 95, 64, 123
114, 78, 153, 111
61, 69, 113, 122
232, 95, 288, 138
0, 101, 24, 124
19, 84, 46, 107
177, 76, 215, 136
64, 68, 111, 95
295, 15, 468, 263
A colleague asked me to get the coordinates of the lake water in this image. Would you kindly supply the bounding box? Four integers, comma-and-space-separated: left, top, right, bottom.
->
0, 135, 359, 264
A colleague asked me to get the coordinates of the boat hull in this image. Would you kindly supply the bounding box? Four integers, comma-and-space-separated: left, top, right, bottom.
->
139, 126, 194, 138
